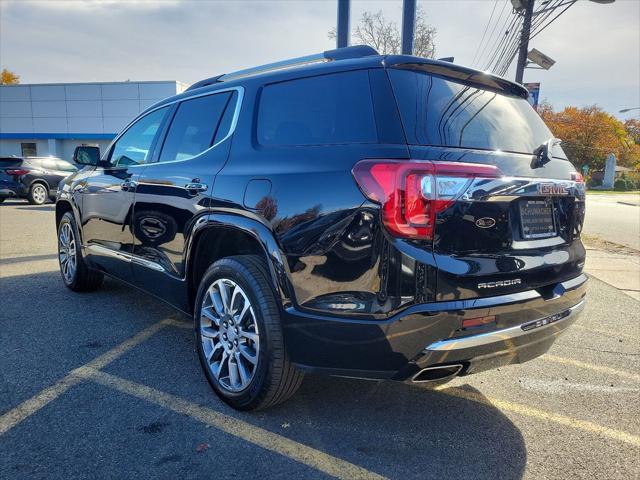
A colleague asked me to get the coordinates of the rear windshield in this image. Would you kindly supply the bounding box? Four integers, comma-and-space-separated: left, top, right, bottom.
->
257, 70, 377, 146
388, 68, 567, 158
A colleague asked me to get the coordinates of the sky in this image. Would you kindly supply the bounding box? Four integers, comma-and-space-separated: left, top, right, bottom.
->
1, 0, 639, 120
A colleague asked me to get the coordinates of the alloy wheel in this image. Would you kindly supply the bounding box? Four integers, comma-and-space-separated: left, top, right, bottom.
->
32, 185, 47, 204
200, 278, 260, 392
58, 222, 77, 283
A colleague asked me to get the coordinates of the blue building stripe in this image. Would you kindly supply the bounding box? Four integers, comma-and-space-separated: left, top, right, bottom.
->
0, 133, 116, 140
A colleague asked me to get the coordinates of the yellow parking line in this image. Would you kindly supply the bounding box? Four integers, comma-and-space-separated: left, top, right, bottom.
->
435, 385, 640, 447
542, 354, 640, 382
77, 367, 387, 480
163, 318, 192, 329
0, 375, 83, 436
0, 320, 168, 436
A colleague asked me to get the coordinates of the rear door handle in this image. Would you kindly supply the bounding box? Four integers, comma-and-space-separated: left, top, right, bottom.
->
121, 180, 137, 191
185, 182, 208, 192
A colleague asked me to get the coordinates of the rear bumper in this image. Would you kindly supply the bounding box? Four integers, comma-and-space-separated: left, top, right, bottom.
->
284, 273, 587, 380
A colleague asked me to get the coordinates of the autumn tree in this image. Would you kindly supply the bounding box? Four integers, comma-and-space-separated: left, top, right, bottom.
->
329, 8, 436, 58
539, 102, 640, 171
1, 68, 20, 85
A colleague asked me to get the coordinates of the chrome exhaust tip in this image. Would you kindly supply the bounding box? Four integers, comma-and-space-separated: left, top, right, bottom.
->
411, 364, 464, 383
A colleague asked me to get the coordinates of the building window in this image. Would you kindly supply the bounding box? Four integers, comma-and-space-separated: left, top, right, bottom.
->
21, 143, 37, 157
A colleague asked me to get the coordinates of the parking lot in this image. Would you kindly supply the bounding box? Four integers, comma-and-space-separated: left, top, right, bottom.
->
0, 199, 638, 479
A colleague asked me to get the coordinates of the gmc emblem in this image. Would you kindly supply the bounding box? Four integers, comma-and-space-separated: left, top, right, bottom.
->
537, 183, 569, 196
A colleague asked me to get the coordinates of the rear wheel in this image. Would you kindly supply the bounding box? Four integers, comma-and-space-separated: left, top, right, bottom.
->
58, 212, 104, 291
28, 183, 48, 205
195, 255, 303, 410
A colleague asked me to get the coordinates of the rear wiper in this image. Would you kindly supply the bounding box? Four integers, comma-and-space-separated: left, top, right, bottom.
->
532, 137, 561, 168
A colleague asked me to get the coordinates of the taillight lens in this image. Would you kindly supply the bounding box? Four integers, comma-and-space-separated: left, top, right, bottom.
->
352, 160, 503, 240
571, 171, 584, 183
5, 169, 29, 176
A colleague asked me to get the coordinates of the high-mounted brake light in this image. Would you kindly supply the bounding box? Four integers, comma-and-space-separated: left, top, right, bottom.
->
352, 160, 503, 240
5, 168, 29, 176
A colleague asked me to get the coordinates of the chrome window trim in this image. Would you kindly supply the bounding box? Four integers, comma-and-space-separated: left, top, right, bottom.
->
102, 86, 244, 168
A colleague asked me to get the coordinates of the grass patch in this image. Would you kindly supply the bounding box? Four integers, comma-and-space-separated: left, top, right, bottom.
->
586, 190, 640, 195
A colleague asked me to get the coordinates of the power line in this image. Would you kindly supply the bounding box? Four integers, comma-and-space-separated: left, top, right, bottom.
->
474, 0, 511, 68
470, 0, 499, 67
531, 0, 576, 39
483, 13, 520, 71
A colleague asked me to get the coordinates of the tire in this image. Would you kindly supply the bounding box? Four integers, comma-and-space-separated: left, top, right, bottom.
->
28, 183, 48, 205
195, 255, 303, 411
57, 212, 104, 292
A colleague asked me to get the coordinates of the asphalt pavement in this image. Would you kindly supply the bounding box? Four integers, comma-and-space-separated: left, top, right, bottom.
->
0, 199, 639, 480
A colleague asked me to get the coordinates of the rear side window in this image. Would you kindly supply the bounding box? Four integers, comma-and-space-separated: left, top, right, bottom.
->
388, 68, 566, 157
55, 160, 77, 172
159, 91, 232, 162
257, 70, 377, 146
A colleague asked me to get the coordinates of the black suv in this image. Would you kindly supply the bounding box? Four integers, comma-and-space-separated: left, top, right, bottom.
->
1, 156, 77, 204
56, 46, 587, 410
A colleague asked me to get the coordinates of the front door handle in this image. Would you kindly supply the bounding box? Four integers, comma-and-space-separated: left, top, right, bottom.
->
121, 180, 137, 192
185, 182, 208, 192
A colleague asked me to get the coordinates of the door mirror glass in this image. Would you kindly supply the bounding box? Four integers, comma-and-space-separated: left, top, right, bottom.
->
74, 146, 101, 166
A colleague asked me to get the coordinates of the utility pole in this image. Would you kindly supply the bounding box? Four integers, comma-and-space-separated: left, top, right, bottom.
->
401, 0, 417, 55
336, 0, 351, 48
515, 0, 535, 84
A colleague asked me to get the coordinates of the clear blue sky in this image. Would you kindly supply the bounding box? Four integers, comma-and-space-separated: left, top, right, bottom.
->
1, 0, 638, 120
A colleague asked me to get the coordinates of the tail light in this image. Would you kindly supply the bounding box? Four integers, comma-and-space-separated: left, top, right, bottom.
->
352, 160, 503, 240
5, 169, 29, 176
571, 172, 584, 183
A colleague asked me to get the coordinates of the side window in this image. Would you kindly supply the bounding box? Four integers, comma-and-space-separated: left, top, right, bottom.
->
257, 70, 377, 146
42, 158, 58, 170
55, 160, 77, 172
109, 107, 169, 167
158, 91, 233, 162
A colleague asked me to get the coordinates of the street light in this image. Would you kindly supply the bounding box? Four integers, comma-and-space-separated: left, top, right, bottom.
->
619, 107, 640, 113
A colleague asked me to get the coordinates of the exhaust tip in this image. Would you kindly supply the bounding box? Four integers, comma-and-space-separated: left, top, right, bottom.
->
411, 364, 463, 383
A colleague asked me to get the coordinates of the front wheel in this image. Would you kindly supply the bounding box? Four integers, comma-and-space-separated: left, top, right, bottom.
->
58, 212, 104, 291
195, 255, 303, 410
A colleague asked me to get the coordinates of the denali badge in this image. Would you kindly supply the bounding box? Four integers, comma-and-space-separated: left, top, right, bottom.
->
478, 279, 522, 289
537, 183, 569, 196
475, 217, 496, 228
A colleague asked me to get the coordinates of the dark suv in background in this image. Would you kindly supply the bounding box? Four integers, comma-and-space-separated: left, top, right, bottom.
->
1, 156, 77, 204
56, 46, 587, 410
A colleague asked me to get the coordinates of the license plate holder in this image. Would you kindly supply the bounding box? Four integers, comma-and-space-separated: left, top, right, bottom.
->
519, 199, 556, 239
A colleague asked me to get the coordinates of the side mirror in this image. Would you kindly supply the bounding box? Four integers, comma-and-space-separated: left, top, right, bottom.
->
73, 145, 101, 166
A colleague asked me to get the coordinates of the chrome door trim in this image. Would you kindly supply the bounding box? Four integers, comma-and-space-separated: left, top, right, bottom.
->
424, 299, 585, 352
86, 244, 165, 272
102, 86, 244, 168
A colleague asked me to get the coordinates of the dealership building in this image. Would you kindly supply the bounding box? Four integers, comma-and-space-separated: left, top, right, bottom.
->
0, 80, 188, 161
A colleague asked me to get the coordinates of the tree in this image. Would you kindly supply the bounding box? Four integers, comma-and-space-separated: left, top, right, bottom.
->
1, 68, 20, 85
538, 102, 640, 171
329, 8, 436, 58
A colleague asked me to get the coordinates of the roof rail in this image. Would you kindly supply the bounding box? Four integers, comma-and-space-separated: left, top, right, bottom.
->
185, 45, 379, 91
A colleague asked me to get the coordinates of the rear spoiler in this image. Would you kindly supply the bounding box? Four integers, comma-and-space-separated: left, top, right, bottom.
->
384, 56, 529, 99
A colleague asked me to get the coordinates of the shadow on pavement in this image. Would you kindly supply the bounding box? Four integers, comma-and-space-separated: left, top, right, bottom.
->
1, 269, 527, 480
0, 253, 58, 265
